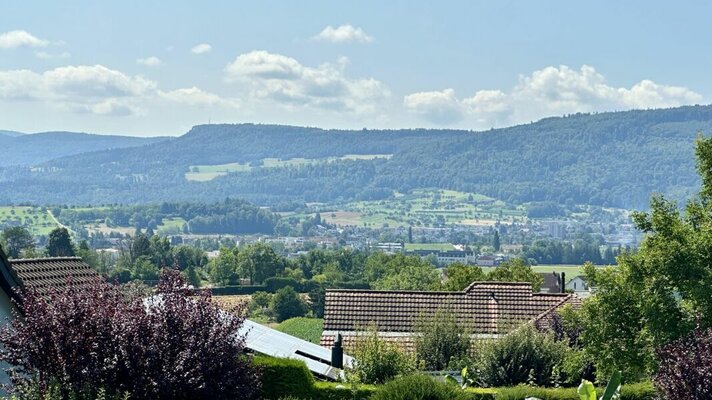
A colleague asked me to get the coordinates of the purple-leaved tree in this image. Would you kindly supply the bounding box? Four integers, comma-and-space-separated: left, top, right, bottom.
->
654, 325, 712, 400
0, 269, 260, 400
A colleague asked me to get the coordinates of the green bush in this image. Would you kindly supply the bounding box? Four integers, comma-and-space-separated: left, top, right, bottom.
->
414, 306, 471, 370
253, 355, 315, 399
272, 286, 307, 322
371, 374, 471, 400
350, 327, 416, 384
475, 324, 568, 387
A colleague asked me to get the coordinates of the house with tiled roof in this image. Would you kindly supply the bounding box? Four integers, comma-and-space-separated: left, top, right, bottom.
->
320, 281, 579, 351
0, 245, 103, 388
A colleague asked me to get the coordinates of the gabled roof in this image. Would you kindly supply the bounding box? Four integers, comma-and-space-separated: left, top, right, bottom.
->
0, 246, 102, 304
539, 272, 562, 293
8, 257, 102, 298
322, 281, 575, 338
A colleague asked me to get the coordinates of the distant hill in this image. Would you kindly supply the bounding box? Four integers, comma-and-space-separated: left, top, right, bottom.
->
0, 131, 167, 167
1, 105, 712, 208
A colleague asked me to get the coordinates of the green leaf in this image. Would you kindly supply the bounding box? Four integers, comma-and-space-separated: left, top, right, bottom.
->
600, 370, 622, 400
577, 379, 596, 400
444, 375, 458, 386
461, 366, 468, 379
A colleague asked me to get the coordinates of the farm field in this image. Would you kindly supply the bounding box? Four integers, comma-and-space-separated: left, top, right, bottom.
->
323, 189, 527, 228
0, 206, 59, 235
185, 154, 392, 181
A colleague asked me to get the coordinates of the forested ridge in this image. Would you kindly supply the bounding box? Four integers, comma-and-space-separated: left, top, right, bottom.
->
2, 105, 711, 207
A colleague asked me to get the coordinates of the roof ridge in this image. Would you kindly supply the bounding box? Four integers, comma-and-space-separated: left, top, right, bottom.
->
326, 288, 465, 295
531, 294, 575, 325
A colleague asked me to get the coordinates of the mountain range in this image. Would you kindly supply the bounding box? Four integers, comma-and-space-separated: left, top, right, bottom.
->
2, 105, 712, 208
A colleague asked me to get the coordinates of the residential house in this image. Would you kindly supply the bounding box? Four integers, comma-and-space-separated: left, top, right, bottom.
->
321, 281, 580, 352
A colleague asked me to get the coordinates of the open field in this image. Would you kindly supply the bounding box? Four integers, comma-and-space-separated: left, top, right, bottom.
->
275, 317, 324, 344
157, 217, 186, 235
0, 206, 59, 235
324, 189, 527, 228
185, 154, 392, 181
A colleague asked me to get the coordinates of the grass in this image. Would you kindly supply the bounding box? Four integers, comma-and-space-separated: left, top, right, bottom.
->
0, 206, 59, 235
157, 217, 186, 235
325, 189, 527, 228
275, 317, 324, 344
185, 154, 392, 181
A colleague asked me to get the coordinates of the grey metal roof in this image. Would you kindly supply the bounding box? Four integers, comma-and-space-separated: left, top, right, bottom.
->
240, 319, 353, 380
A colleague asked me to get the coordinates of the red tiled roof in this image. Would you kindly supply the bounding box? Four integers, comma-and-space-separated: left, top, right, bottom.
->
9, 257, 102, 296
322, 281, 579, 349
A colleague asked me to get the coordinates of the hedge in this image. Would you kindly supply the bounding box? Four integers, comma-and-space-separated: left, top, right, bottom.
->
253, 355, 315, 399
210, 285, 266, 295
265, 277, 302, 292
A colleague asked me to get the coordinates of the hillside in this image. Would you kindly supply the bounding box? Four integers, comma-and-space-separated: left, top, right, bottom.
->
0, 131, 168, 167
1, 105, 711, 208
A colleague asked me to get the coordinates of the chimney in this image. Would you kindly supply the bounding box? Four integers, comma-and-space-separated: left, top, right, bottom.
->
331, 333, 344, 368
560, 272, 566, 293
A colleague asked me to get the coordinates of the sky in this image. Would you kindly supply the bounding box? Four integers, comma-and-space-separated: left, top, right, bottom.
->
1, 1, 711, 137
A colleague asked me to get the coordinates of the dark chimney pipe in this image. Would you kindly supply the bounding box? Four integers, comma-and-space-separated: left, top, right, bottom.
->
560, 272, 566, 293
331, 333, 344, 368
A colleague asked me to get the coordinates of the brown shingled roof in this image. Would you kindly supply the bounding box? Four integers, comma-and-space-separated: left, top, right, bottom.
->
321, 281, 578, 349
8, 256, 102, 297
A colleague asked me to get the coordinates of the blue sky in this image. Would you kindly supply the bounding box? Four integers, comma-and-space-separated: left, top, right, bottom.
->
1, 1, 710, 136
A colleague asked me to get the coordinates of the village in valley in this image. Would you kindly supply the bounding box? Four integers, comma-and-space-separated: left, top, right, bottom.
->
0, 2, 708, 399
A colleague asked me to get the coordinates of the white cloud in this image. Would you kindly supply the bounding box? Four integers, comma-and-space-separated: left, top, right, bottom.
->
225, 50, 389, 114
191, 43, 212, 54
159, 86, 238, 108
137, 56, 162, 67
0, 30, 49, 49
35, 51, 71, 59
403, 89, 463, 125
313, 24, 373, 44
405, 65, 703, 127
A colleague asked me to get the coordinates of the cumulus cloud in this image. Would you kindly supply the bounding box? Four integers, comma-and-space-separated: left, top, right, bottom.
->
403, 89, 463, 125
136, 56, 162, 67
159, 86, 238, 108
313, 24, 373, 44
225, 50, 389, 114
0, 30, 49, 49
405, 65, 703, 127
191, 43, 212, 54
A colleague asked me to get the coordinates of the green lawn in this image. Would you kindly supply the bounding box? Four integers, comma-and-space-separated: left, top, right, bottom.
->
0, 206, 59, 235
275, 317, 324, 344
157, 217, 186, 235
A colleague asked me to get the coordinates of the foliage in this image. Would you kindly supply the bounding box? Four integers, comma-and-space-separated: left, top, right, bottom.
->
253, 356, 314, 399
5, 107, 712, 208
271, 286, 307, 322
46, 227, 74, 257
492, 382, 657, 400
371, 374, 471, 400
654, 325, 712, 400
349, 326, 415, 384
443, 263, 487, 291
475, 324, 568, 387
578, 370, 621, 400
414, 306, 471, 371
265, 276, 302, 292
0, 226, 35, 258
0, 269, 260, 400
487, 258, 544, 291
207, 247, 240, 285
237, 242, 285, 284
275, 317, 324, 344
578, 135, 712, 382
367, 253, 440, 291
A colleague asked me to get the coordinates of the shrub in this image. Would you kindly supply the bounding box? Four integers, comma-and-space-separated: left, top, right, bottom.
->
414, 306, 471, 370
654, 325, 712, 399
371, 374, 471, 400
265, 277, 301, 292
493, 382, 657, 400
254, 356, 314, 399
0, 269, 260, 400
350, 327, 415, 384
475, 324, 568, 387
271, 286, 307, 322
